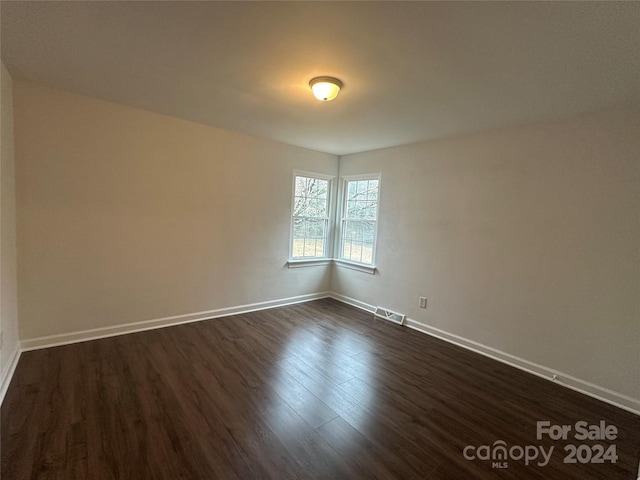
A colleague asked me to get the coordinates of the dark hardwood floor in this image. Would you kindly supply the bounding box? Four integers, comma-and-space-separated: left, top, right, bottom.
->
2, 299, 639, 479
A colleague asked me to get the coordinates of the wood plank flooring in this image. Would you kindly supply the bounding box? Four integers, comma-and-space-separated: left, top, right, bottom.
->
2, 299, 639, 479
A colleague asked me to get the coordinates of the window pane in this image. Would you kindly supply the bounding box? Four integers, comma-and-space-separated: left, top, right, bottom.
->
293, 195, 308, 217
347, 180, 357, 198
354, 200, 376, 220
345, 179, 378, 221
294, 176, 307, 197
310, 196, 326, 216
291, 174, 330, 259
341, 219, 375, 264
340, 176, 379, 265
367, 180, 379, 200
294, 177, 329, 218
292, 218, 326, 258
315, 179, 328, 199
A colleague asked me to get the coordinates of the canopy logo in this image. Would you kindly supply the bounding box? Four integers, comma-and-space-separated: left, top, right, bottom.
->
463, 441, 553, 469
462, 421, 618, 469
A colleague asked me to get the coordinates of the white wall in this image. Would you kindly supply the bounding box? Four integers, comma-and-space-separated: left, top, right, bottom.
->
14, 82, 337, 339
334, 107, 640, 402
11, 80, 639, 410
1, 62, 20, 390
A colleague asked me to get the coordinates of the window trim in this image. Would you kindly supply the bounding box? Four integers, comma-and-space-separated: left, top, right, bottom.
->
333, 258, 377, 274
288, 170, 335, 264
287, 258, 333, 269
336, 173, 381, 268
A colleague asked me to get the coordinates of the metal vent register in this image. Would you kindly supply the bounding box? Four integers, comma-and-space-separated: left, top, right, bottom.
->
374, 306, 406, 325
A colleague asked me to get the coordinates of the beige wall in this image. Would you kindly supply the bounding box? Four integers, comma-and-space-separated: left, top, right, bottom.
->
15, 82, 337, 339
334, 107, 640, 401
1, 62, 19, 379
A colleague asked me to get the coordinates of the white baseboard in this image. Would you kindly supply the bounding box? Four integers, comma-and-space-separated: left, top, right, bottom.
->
404, 318, 640, 416
328, 292, 640, 416
1, 343, 21, 406
13, 291, 640, 416
21, 292, 331, 351
329, 292, 376, 313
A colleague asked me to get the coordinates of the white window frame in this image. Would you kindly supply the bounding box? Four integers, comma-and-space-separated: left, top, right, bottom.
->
335, 173, 381, 274
288, 170, 335, 267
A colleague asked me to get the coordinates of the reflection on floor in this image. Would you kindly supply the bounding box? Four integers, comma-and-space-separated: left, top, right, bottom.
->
2, 299, 639, 479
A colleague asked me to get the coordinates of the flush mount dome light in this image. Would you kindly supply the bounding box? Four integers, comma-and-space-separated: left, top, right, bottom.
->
309, 76, 343, 101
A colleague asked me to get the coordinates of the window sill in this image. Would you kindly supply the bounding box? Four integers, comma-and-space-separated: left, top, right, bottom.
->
333, 259, 377, 275
287, 258, 377, 274
287, 258, 332, 269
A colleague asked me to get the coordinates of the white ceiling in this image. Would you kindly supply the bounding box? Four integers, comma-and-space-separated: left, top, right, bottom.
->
2, 1, 639, 155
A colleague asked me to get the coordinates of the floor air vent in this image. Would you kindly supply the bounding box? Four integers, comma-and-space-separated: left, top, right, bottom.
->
374, 306, 406, 325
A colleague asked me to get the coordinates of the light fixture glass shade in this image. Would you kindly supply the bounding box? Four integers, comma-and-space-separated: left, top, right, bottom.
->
309, 77, 343, 101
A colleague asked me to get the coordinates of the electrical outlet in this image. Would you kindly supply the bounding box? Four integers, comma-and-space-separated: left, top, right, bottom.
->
419, 296, 427, 308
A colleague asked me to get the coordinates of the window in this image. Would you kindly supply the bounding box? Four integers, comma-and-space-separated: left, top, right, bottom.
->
339, 174, 380, 265
290, 172, 332, 259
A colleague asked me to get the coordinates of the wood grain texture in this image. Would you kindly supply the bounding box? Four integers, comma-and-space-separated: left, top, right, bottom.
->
2, 299, 639, 479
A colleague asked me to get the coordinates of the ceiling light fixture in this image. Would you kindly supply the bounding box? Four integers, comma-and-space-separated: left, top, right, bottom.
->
309, 76, 343, 101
